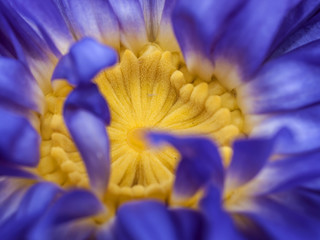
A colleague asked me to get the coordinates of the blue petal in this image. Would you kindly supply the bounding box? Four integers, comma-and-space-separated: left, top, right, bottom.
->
200, 185, 244, 240
239, 40, 320, 114
139, 0, 165, 40
241, 198, 320, 240
225, 137, 276, 190
172, 0, 243, 78
0, 179, 28, 225
244, 150, 320, 196
109, 0, 148, 52
64, 84, 110, 125
52, 37, 118, 86
0, 1, 51, 61
169, 209, 205, 240
0, 10, 26, 62
272, 7, 320, 57
148, 132, 224, 198
63, 85, 111, 195
0, 182, 62, 239
212, 0, 300, 85
29, 189, 103, 240
0, 164, 38, 179
270, 188, 320, 222
0, 57, 43, 113
251, 104, 320, 154
114, 200, 176, 240
0, 108, 40, 167
58, 0, 120, 50
9, 0, 73, 55
156, 0, 180, 52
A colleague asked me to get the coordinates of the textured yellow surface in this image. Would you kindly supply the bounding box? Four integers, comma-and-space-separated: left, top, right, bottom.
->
38, 43, 245, 213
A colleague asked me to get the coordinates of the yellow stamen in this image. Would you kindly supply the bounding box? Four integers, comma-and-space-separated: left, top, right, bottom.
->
37, 43, 245, 215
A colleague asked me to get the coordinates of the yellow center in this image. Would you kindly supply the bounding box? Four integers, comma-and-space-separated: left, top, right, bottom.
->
37, 43, 245, 213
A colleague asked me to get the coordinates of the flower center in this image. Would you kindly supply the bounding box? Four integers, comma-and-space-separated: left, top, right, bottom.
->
127, 128, 149, 152
37, 43, 245, 209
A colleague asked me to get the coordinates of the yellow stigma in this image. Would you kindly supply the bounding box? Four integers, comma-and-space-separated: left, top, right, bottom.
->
37, 43, 245, 212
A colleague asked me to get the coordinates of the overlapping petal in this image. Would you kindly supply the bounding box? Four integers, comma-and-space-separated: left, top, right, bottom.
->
58, 0, 120, 50
148, 132, 224, 198
251, 104, 320, 154
113, 201, 176, 240
0, 108, 40, 167
239, 40, 320, 114
225, 137, 276, 190
0, 58, 43, 113
52, 37, 117, 86
29, 189, 103, 240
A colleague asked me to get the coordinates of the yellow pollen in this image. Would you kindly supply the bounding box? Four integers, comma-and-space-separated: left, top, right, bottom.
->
37, 43, 245, 213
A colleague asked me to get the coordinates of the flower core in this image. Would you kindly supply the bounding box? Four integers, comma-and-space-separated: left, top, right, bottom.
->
38, 43, 245, 208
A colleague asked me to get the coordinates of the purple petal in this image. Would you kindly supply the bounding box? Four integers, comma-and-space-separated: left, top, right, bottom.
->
63, 85, 110, 195
52, 37, 118, 86
114, 200, 176, 240
172, 0, 244, 79
239, 40, 320, 114
251, 104, 320, 154
0, 179, 28, 224
109, 0, 148, 52
139, 0, 165, 41
225, 136, 277, 190
58, 0, 120, 50
0, 58, 43, 113
240, 198, 320, 240
245, 150, 320, 196
0, 182, 62, 239
0, 10, 26, 62
0, 108, 40, 167
272, 7, 320, 57
156, 0, 180, 52
148, 132, 224, 198
9, 0, 73, 55
29, 189, 103, 240
169, 209, 205, 240
200, 185, 244, 240
64, 84, 110, 124
0, 1, 51, 61
213, 0, 300, 86
0, 164, 38, 179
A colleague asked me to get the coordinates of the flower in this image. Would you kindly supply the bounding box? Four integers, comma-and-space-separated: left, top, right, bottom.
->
148, 131, 320, 239
1, 0, 320, 239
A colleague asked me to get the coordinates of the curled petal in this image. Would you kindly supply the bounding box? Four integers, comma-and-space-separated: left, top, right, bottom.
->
52, 37, 118, 86
63, 85, 110, 195
0, 108, 40, 167
225, 136, 277, 190
148, 132, 224, 198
